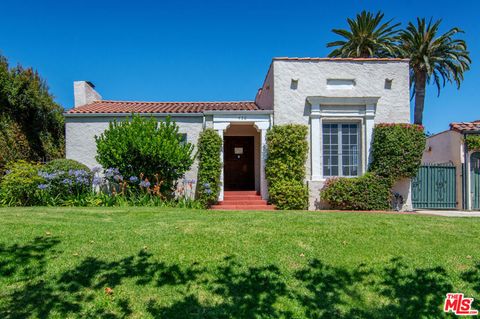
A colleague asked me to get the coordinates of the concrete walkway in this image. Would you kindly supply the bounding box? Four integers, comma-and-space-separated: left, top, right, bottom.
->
415, 210, 480, 217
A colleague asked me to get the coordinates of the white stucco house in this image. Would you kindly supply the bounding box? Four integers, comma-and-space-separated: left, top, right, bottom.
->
65, 57, 412, 210
422, 120, 480, 210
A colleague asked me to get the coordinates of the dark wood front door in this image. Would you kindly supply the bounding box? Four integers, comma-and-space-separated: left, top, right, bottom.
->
224, 136, 255, 190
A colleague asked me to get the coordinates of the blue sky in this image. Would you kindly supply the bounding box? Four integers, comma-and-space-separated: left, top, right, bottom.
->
1, 0, 478, 133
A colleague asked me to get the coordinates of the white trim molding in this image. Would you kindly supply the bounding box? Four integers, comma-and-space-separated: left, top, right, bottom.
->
307, 96, 379, 181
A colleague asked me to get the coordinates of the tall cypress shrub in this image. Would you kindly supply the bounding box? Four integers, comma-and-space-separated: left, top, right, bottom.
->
196, 128, 222, 207
266, 124, 309, 210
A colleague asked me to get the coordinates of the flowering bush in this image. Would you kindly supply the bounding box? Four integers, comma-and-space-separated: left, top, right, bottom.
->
36, 167, 93, 204
0, 158, 202, 208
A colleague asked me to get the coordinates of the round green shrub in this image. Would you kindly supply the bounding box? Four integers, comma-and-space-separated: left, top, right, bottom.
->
95, 115, 195, 196
44, 159, 91, 174
196, 129, 222, 207
265, 124, 309, 210
369, 123, 426, 182
0, 160, 43, 206
321, 173, 391, 210
269, 180, 309, 210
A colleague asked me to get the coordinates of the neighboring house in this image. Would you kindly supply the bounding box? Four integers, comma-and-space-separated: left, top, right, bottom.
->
422, 120, 480, 210
65, 57, 411, 210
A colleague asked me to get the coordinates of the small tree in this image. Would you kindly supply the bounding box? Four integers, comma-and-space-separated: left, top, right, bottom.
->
95, 115, 194, 196
196, 129, 222, 207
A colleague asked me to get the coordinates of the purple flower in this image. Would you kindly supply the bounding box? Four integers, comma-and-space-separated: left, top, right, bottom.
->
92, 166, 102, 173
129, 176, 139, 183
62, 179, 73, 185
113, 174, 123, 182
4, 170, 11, 175
38, 171, 57, 180
205, 188, 212, 195
75, 176, 90, 185
203, 182, 210, 189
38, 184, 49, 190
105, 168, 120, 178
139, 180, 151, 188
92, 176, 102, 186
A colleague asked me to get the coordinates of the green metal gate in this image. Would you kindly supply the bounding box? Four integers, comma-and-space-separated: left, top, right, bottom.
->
412, 164, 457, 209
471, 152, 480, 210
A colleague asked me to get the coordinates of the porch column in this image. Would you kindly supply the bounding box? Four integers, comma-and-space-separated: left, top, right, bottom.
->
259, 126, 268, 199
217, 129, 224, 201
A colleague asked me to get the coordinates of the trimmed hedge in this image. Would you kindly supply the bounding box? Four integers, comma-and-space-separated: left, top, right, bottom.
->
321, 123, 425, 210
269, 180, 309, 210
266, 124, 309, 210
369, 123, 426, 183
196, 129, 222, 207
321, 173, 391, 210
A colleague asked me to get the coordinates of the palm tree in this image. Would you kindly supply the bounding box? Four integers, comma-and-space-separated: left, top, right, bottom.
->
399, 18, 471, 125
327, 11, 400, 58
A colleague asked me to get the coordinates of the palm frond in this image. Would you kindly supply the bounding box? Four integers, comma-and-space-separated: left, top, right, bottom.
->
326, 10, 400, 58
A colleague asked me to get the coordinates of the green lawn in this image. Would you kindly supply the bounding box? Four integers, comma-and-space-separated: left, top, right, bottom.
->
0, 208, 479, 318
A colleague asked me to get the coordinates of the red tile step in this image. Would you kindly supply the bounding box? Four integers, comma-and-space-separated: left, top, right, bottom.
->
211, 191, 275, 211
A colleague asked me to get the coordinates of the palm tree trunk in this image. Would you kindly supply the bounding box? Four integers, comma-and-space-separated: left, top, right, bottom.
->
414, 71, 427, 125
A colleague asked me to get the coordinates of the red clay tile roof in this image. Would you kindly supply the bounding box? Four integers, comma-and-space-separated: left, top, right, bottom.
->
450, 120, 480, 132
273, 57, 409, 62
66, 100, 260, 114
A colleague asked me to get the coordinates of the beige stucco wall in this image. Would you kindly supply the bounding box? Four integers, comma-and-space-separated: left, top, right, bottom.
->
65, 115, 203, 194
422, 130, 464, 209
270, 60, 411, 210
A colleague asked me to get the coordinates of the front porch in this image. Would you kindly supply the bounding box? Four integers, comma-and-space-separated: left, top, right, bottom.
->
207, 111, 272, 206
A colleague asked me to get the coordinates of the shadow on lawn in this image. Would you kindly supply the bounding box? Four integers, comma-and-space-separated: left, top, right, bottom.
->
0, 236, 474, 318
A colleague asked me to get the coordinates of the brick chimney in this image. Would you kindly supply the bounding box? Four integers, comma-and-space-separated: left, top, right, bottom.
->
73, 81, 102, 107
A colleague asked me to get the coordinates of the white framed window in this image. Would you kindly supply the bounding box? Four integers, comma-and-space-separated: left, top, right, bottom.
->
322, 123, 360, 177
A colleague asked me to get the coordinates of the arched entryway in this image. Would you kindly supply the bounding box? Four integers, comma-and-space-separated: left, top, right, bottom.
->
471, 152, 480, 210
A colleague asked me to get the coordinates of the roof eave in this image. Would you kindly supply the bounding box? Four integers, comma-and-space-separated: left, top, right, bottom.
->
64, 112, 204, 118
